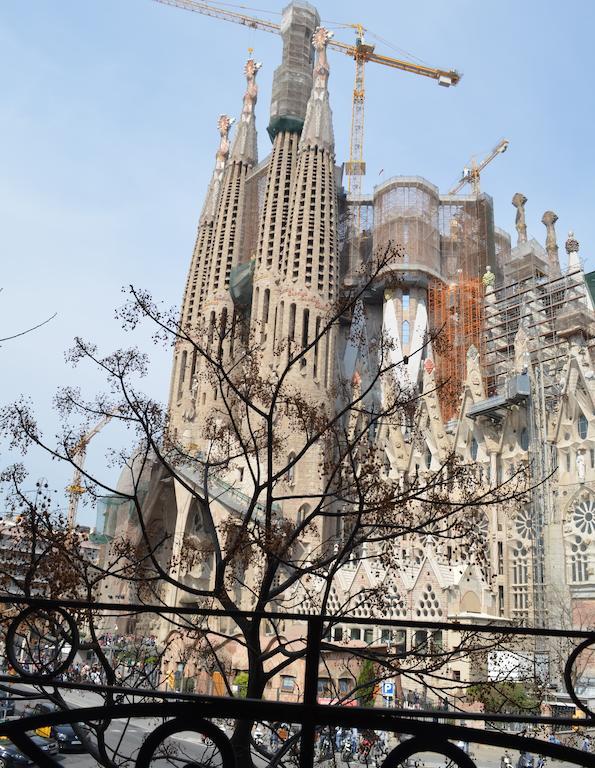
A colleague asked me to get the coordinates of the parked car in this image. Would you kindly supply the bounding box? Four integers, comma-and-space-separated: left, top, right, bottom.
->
0, 732, 58, 767
0, 737, 33, 767
29, 732, 59, 757
52, 723, 87, 752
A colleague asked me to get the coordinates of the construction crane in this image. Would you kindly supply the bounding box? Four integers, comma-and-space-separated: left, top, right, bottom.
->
151, 0, 460, 204
448, 138, 509, 196
66, 413, 117, 528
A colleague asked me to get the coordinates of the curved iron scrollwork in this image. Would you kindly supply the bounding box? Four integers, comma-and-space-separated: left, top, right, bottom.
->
381, 738, 475, 768
564, 636, 595, 719
5, 605, 79, 680
135, 716, 236, 768
0, 597, 593, 767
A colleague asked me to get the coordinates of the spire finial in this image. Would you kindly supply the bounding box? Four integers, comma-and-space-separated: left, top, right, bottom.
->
200, 115, 234, 224
215, 114, 234, 170
566, 230, 581, 272
230, 58, 261, 165
511, 192, 528, 245
300, 27, 335, 152
541, 210, 561, 277
312, 27, 333, 88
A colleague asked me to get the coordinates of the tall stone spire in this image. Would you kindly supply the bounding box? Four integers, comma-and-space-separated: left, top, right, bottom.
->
283, 27, 338, 301
275, 26, 339, 392
169, 114, 234, 440
207, 60, 261, 299
180, 114, 234, 333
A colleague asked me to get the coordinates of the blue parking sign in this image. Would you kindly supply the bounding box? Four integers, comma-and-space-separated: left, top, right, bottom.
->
382, 681, 395, 697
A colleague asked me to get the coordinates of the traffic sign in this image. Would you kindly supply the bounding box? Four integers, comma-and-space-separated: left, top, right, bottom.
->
381, 681, 395, 697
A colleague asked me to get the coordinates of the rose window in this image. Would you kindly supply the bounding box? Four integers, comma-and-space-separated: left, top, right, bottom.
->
572, 497, 595, 535
515, 508, 534, 540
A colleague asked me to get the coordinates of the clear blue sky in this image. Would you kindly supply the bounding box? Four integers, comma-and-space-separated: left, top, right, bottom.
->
1, 1, 594, 524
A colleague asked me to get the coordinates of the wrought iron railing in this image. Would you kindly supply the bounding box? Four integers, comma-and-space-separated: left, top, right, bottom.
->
0, 595, 593, 767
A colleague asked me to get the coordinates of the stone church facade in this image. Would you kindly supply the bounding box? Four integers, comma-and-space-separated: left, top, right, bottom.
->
103, 1, 595, 702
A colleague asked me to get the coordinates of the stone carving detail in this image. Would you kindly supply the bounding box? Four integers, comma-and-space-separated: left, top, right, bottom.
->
512, 192, 528, 245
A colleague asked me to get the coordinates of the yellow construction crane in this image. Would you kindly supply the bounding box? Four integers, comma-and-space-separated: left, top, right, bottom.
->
448, 138, 509, 196
66, 412, 117, 528
151, 0, 460, 202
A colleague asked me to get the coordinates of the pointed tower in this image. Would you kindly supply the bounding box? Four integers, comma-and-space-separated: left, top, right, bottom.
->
251, 2, 320, 353
267, 27, 340, 546
169, 114, 233, 438
279, 25, 339, 392
171, 59, 262, 446
203, 58, 261, 356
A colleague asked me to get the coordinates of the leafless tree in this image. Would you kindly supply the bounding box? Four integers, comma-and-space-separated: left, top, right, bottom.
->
0, 246, 537, 767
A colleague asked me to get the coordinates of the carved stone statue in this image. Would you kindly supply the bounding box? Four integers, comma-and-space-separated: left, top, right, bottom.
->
514, 321, 531, 374
541, 210, 560, 276
576, 449, 586, 483
182, 375, 199, 423
511, 193, 528, 245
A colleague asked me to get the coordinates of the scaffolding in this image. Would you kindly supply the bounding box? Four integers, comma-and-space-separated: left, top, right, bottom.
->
428, 276, 485, 421
484, 246, 590, 402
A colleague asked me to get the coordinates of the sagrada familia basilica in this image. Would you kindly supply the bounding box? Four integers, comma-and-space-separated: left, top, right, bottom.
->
104, 1, 595, 701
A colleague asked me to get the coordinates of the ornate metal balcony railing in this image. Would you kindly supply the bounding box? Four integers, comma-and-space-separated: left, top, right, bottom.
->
0, 595, 593, 767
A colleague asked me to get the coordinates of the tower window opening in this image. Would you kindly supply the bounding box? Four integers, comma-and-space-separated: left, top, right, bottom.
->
402, 291, 410, 314
579, 413, 588, 440
218, 307, 227, 360
207, 311, 216, 350
301, 309, 310, 349
177, 350, 187, 401
402, 320, 410, 345
288, 303, 296, 342
313, 317, 321, 379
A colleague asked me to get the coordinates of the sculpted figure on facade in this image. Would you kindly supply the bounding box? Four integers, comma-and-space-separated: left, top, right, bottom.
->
513, 321, 531, 374
576, 449, 586, 484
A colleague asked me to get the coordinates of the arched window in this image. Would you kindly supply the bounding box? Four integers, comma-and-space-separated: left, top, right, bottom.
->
565, 494, 595, 584
578, 413, 589, 440
402, 320, 410, 345
286, 453, 296, 485
520, 428, 529, 451
470, 437, 478, 461
509, 540, 530, 619
297, 504, 309, 525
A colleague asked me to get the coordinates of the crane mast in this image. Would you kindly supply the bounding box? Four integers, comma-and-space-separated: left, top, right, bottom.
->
152, 0, 460, 207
